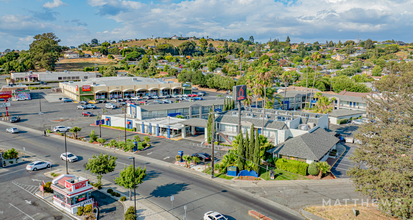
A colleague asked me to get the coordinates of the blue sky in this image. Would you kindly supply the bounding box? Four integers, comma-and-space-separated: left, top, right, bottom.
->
0, 0, 412, 51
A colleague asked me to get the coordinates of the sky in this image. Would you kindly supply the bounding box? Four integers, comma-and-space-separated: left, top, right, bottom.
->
0, 0, 412, 51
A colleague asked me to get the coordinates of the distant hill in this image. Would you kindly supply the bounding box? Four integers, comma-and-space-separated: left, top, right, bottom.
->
113, 39, 231, 48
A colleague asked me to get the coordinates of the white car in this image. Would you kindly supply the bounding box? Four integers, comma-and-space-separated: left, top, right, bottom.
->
60, 152, 78, 163
26, 161, 51, 171
131, 97, 141, 101
6, 127, 19, 133
204, 211, 227, 220
54, 126, 71, 132
152, 95, 159, 99
192, 87, 198, 90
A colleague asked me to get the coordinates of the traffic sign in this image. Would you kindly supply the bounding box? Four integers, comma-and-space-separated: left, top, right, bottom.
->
171, 195, 174, 201
95, 119, 104, 126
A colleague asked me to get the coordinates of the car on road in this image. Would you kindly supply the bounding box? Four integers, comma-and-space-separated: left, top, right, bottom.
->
204, 211, 227, 220
16, 96, 29, 101
82, 112, 93, 117
162, 99, 172, 104
62, 98, 73, 103
105, 103, 117, 109
10, 116, 20, 123
194, 97, 203, 100
86, 104, 97, 109
6, 127, 19, 133
192, 153, 211, 161
26, 161, 51, 171
77, 105, 87, 110
79, 101, 87, 105
60, 152, 78, 163
54, 126, 71, 132
142, 96, 151, 100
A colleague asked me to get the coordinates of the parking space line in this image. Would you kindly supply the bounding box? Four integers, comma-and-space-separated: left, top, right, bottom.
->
9, 203, 35, 220
333, 167, 349, 171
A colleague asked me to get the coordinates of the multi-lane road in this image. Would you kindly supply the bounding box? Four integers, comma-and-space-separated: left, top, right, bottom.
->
0, 122, 304, 220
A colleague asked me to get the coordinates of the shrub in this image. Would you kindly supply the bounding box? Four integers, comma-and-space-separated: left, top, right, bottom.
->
43, 182, 54, 193
46, 129, 51, 133
337, 118, 349, 124
77, 206, 84, 216
275, 158, 309, 176
51, 172, 60, 178
125, 214, 136, 220
115, 192, 120, 197
3, 148, 18, 159
107, 189, 113, 193
308, 162, 319, 176
175, 155, 181, 162
126, 206, 135, 215
97, 138, 106, 145
84, 204, 93, 214
120, 196, 126, 201
89, 130, 98, 142
110, 191, 117, 196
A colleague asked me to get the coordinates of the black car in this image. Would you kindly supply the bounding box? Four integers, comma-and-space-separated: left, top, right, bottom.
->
192, 153, 211, 161
10, 116, 20, 123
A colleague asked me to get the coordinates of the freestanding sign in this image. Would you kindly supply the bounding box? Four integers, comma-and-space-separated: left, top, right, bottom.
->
233, 85, 246, 101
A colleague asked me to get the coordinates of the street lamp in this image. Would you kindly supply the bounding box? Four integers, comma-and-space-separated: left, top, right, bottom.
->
128, 157, 136, 216
39, 94, 43, 115
64, 131, 68, 174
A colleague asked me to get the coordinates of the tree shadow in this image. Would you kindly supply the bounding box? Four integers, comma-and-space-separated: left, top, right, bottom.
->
149, 183, 189, 198
92, 190, 124, 219
143, 170, 162, 181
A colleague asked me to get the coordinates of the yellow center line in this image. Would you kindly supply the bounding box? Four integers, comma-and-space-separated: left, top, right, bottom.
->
15, 136, 57, 152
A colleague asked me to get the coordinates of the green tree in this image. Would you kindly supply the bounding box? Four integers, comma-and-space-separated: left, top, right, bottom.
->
207, 107, 214, 143
178, 41, 196, 55
69, 126, 82, 139
249, 125, 255, 161
115, 164, 146, 200
223, 98, 227, 112
254, 128, 260, 173
29, 32, 61, 71
348, 71, 413, 218
316, 162, 330, 179
364, 39, 373, 49
312, 92, 336, 114
85, 153, 117, 184
372, 65, 382, 76
237, 134, 245, 171
245, 130, 249, 161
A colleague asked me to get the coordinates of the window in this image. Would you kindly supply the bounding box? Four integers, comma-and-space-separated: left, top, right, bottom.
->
84, 76, 88, 79
54, 191, 65, 202
58, 77, 62, 80
75, 193, 87, 203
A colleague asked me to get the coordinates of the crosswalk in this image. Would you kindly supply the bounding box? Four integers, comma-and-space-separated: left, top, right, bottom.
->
12, 182, 41, 195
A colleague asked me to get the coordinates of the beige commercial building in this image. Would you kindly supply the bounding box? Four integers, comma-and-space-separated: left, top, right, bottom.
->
59, 76, 187, 102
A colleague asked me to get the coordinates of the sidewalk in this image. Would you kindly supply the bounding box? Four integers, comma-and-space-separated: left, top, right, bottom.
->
43, 169, 173, 220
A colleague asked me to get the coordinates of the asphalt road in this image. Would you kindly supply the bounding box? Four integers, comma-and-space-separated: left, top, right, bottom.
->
0, 123, 304, 220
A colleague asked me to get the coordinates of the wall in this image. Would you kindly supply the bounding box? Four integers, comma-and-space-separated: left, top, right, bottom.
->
289, 129, 308, 138
317, 114, 329, 129
286, 117, 301, 129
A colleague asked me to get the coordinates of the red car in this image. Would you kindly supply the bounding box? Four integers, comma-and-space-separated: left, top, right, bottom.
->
82, 112, 93, 117
191, 94, 198, 97
139, 100, 147, 104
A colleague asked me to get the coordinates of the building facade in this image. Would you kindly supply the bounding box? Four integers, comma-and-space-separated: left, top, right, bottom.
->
11, 71, 101, 82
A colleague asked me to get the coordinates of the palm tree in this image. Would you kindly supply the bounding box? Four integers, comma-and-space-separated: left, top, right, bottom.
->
316, 161, 331, 179
313, 92, 336, 114
303, 57, 311, 109
69, 126, 82, 139
280, 72, 291, 110
192, 156, 200, 165
310, 52, 322, 107
109, 139, 117, 148
182, 155, 191, 168
258, 66, 274, 129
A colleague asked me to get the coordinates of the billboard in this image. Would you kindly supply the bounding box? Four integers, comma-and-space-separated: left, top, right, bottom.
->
0, 91, 12, 99
233, 85, 246, 101
82, 85, 91, 92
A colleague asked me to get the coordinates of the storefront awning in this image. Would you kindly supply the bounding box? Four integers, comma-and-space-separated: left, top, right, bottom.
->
181, 118, 208, 128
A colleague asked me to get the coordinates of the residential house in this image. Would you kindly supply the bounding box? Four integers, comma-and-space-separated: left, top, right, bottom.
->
331, 54, 346, 61
171, 35, 179, 40
64, 52, 79, 59
214, 68, 223, 74
267, 126, 339, 164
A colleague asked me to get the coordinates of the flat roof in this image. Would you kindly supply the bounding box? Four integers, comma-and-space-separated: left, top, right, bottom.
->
181, 118, 208, 128
140, 99, 224, 111
329, 109, 365, 117
61, 76, 180, 88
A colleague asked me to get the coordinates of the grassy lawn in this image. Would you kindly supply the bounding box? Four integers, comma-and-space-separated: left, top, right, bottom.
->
259, 167, 309, 181
203, 169, 235, 180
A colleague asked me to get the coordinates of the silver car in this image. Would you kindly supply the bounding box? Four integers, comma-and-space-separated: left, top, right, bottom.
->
6, 127, 19, 133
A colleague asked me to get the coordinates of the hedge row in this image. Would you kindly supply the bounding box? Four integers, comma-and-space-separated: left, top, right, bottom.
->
275, 158, 309, 176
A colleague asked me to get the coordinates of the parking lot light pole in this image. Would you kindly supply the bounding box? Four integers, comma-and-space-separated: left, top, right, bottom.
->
64, 131, 68, 174
39, 94, 43, 115
211, 112, 215, 179
128, 157, 136, 216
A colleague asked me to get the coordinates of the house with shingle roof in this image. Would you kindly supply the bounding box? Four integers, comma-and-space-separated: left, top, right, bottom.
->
267, 126, 339, 164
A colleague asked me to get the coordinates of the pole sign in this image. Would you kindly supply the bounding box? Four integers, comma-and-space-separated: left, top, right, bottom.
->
0, 91, 12, 99
0, 103, 11, 108
233, 85, 246, 101
95, 119, 104, 126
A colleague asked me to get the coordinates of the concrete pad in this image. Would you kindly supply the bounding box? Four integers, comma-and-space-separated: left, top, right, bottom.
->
43, 94, 64, 103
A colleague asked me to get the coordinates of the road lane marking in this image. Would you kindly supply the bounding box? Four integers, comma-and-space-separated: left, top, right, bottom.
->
9, 203, 35, 220
163, 156, 170, 160
147, 152, 153, 155
0, 168, 27, 177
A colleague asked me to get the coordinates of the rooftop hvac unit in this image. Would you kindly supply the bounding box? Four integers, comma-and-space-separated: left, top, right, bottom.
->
92, 82, 97, 85
276, 116, 285, 121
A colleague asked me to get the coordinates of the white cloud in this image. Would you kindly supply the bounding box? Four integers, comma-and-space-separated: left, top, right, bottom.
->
43, 0, 67, 9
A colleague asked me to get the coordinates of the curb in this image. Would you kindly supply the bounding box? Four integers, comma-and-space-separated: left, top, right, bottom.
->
299, 205, 325, 220
34, 192, 81, 220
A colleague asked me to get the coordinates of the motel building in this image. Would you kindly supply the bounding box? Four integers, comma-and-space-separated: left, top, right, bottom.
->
50, 174, 94, 214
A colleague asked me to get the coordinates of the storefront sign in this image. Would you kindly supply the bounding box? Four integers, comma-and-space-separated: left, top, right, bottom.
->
82, 85, 91, 92
74, 181, 86, 190
95, 119, 104, 126
0, 91, 12, 99
233, 85, 246, 101
0, 103, 11, 108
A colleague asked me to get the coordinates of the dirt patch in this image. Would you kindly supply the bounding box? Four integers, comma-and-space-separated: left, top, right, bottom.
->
305, 204, 398, 220
52, 119, 68, 122
305, 173, 335, 180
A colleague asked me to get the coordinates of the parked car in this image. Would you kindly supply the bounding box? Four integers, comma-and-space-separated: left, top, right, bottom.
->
159, 95, 166, 99
82, 112, 93, 117
79, 101, 87, 105
192, 87, 198, 90
97, 100, 106, 103
86, 104, 97, 109
10, 116, 20, 123
198, 92, 205, 96
192, 153, 211, 161
110, 99, 118, 103
139, 100, 147, 104
88, 100, 98, 104
152, 95, 159, 99
16, 97, 28, 101
6, 127, 19, 133
171, 94, 178, 98
187, 94, 193, 97
77, 105, 87, 110
26, 161, 51, 171
131, 97, 141, 101
204, 211, 227, 220
60, 152, 78, 163
142, 96, 150, 100
182, 94, 188, 98
153, 100, 162, 104
194, 97, 203, 100
62, 98, 73, 103
39, 81, 47, 85
105, 103, 117, 109
54, 126, 71, 132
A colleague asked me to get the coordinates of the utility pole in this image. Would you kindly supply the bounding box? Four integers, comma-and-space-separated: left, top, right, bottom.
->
64, 131, 68, 174
124, 107, 127, 143
238, 100, 241, 134
211, 113, 215, 179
